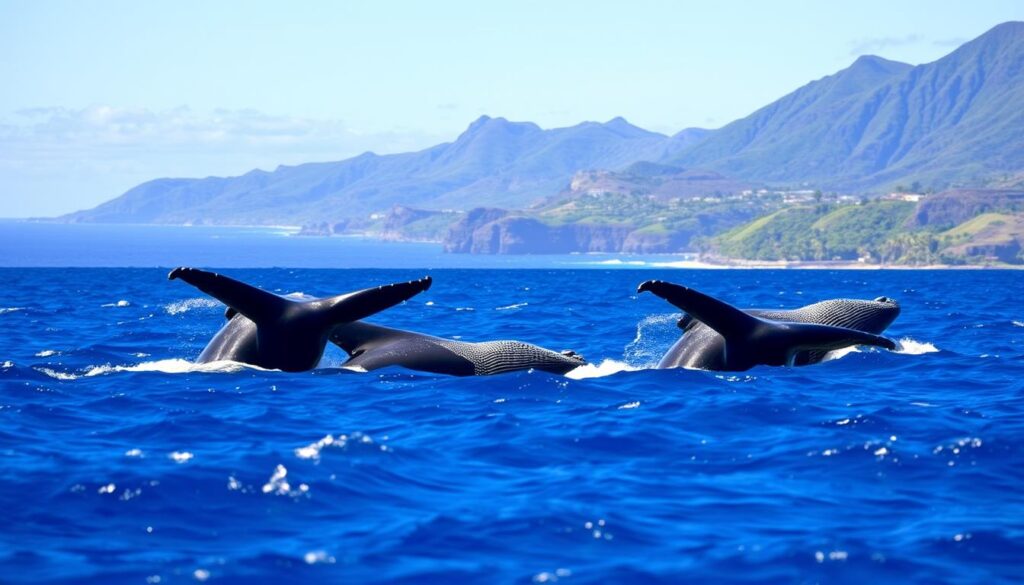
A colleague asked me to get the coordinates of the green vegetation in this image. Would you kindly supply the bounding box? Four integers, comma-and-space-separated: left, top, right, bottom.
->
533, 192, 783, 246
715, 199, 1023, 265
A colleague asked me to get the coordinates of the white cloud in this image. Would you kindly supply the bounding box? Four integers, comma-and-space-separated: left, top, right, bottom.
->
0, 106, 448, 216
1, 105, 439, 157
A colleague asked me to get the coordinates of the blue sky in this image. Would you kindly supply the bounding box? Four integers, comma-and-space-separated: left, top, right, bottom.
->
2, 0, 1022, 216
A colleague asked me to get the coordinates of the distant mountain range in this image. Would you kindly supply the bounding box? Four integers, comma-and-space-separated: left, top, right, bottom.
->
63, 116, 705, 225
63, 22, 1024, 227
667, 21, 1024, 190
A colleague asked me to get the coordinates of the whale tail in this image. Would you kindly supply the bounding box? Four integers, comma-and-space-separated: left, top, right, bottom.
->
169, 267, 432, 328
168, 267, 431, 371
637, 280, 896, 370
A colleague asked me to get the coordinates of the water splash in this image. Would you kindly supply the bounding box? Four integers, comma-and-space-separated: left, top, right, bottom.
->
165, 298, 220, 315
565, 359, 640, 379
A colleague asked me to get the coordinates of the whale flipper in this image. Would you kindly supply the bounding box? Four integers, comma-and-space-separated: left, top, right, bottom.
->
638, 280, 896, 370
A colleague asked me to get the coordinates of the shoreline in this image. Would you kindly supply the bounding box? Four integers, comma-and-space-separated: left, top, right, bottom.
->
5, 220, 1020, 269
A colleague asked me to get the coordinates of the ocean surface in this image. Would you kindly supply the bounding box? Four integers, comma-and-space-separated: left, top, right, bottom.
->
1, 223, 1023, 584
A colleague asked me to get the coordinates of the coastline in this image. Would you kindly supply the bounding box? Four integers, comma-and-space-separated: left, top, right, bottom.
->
4, 220, 1020, 269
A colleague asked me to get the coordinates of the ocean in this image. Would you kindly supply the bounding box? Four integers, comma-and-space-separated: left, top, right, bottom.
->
1, 223, 1022, 584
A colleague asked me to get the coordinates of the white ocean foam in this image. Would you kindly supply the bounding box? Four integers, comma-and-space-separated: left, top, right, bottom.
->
565, 359, 640, 379
1012, 320, 1024, 328
35, 350, 59, 357
101, 300, 130, 308
169, 451, 194, 463
822, 346, 861, 362
37, 367, 77, 380
896, 338, 939, 355
262, 464, 309, 496
496, 302, 529, 311
295, 432, 379, 461
0, 307, 25, 314
2, 360, 13, 368
165, 298, 220, 315
84, 359, 267, 377
303, 550, 336, 565
592, 259, 647, 266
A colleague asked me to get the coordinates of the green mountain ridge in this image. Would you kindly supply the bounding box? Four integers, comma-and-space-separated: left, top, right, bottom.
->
666, 22, 1024, 191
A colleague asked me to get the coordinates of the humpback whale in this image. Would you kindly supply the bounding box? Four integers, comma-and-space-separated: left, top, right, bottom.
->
168, 267, 432, 372
329, 321, 586, 376
638, 280, 900, 371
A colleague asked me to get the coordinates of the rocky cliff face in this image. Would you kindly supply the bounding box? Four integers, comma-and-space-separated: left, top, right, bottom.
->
905, 189, 1024, 228
444, 208, 676, 254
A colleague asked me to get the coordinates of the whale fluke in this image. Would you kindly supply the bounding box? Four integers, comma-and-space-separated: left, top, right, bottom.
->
168, 267, 431, 371
638, 280, 897, 371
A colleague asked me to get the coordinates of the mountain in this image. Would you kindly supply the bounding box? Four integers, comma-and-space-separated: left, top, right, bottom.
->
567, 162, 757, 200
62, 22, 1024, 226
664, 21, 1024, 190
63, 116, 701, 225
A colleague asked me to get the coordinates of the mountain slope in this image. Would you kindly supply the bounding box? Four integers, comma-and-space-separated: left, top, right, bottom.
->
665, 21, 1024, 190
63, 116, 686, 225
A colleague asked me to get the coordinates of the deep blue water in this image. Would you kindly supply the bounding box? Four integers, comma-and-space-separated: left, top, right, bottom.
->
2, 226, 1024, 584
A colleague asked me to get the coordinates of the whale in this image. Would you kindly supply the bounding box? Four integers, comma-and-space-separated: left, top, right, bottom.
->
328, 321, 586, 376
637, 280, 900, 371
168, 267, 432, 372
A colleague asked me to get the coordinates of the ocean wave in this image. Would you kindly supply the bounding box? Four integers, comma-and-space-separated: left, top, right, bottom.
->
0, 307, 25, 314
495, 302, 528, 311
101, 300, 130, 307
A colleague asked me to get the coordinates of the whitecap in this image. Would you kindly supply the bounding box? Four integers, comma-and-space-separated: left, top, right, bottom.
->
0, 307, 25, 314
589, 259, 647, 266
35, 350, 59, 357
37, 367, 77, 380
896, 338, 939, 355
565, 359, 640, 379
101, 300, 130, 308
1, 360, 13, 368
165, 298, 219, 315
262, 464, 306, 495
618, 401, 641, 409
169, 451, 194, 463
496, 302, 528, 311
295, 432, 378, 461
303, 550, 336, 565
1012, 320, 1024, 328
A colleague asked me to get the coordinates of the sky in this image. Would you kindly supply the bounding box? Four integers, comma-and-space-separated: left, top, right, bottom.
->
2, 0, 1022, 217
